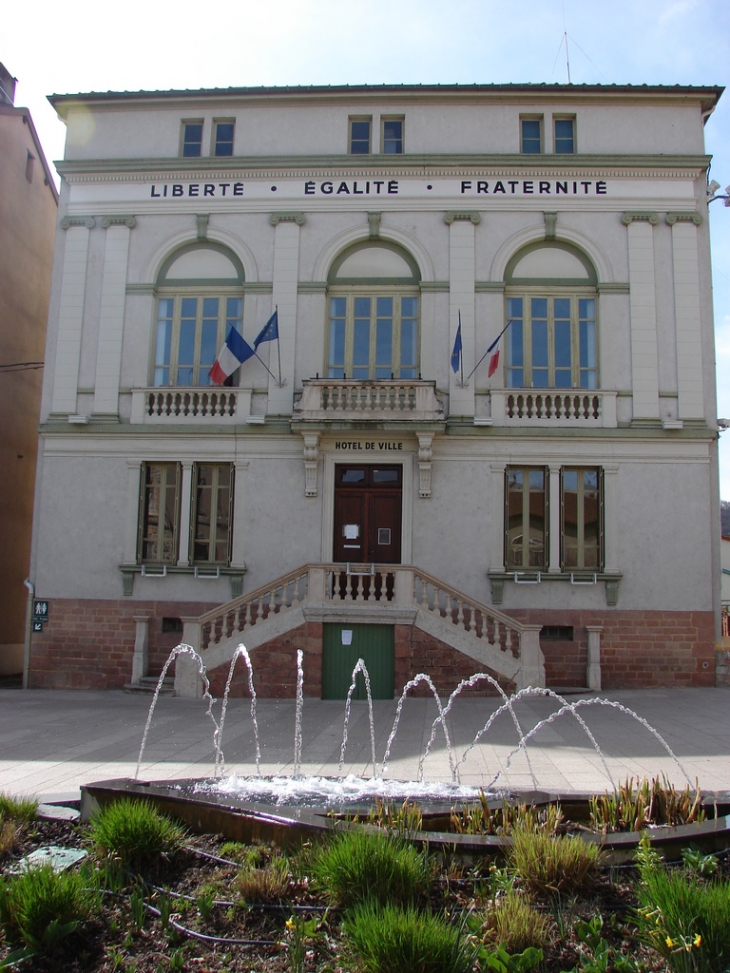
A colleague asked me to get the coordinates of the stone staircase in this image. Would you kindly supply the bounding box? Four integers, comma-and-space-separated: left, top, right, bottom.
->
173, 563, 545, 697
123, 675, 175, 696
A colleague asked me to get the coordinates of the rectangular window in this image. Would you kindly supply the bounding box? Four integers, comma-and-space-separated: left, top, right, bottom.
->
382, 117, 404, 154
139, 463, 181, 564
182, 121, 203, 157
349, 117, 371, 154
214, 120, 235, 157
520, 116, 543, 154
505, 467, 547, 569
505, 294, 597, 389
191, 464, 234, 565
554, 116, 576, 154
154, 295, 243, 387
327, 292, 419, 379
561, 467, 603, 570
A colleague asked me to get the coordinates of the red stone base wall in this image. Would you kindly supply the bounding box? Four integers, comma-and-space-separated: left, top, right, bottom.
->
508, 609, 716, 689
29, 598, 217, 690
29, 599, 716, 692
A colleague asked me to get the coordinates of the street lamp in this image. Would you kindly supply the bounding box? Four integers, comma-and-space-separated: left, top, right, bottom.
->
707, 180, 730, 205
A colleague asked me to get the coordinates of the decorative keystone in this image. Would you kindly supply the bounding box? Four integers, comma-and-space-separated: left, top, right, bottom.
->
444, 212, 481, 225
544, 211, 557, 239
196, 214, 209, 240
368, 211, 381, 238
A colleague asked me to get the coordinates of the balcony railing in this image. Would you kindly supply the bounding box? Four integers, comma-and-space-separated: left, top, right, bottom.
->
130, 388, 253, 424
294, 379, 444, 422
488, 390, 617, 427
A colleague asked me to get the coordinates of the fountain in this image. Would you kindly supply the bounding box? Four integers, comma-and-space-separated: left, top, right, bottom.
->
81, 642, 730, 860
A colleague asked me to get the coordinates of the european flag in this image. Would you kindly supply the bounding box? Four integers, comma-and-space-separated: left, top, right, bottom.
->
451, 319, 462, 373
254, 310, 279, 350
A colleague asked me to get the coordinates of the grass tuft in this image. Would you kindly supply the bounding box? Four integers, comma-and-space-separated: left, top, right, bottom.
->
87, 798, 186, 869
235, 858, 291, 903
0, 793, 38, 825
310, 829, 432, 908
479, 889, 553, 953
344, 901, 474, 973
0, 864, 100, 954
509, 826, 601, 898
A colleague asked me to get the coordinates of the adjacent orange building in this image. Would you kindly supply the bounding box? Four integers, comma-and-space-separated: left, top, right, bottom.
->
0, 63, 57, 678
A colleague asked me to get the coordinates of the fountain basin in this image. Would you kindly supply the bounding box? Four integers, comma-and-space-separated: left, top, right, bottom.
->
80, 776, 730, 864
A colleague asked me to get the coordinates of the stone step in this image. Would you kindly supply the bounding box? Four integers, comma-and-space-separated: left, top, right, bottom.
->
123, 676, 175, 695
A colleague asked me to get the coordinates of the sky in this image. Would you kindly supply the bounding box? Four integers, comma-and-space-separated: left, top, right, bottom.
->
4, 0, 730, 496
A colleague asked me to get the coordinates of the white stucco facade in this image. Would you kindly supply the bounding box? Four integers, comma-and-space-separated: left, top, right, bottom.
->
29, 83, 724, 694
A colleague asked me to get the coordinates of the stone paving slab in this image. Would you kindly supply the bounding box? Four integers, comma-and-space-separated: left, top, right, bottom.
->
0, 688, 729, 804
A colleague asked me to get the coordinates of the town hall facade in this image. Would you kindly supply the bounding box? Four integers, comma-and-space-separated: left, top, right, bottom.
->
28, 82, 725, 697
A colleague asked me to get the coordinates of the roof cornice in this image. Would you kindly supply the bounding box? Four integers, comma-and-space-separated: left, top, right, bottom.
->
54, 153, 712, 181
48, 82, 724, 118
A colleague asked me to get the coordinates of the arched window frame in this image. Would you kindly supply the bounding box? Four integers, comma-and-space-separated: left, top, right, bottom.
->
503, 242, 599, 390
325, 241, 421, 381
152, 243, 245, 388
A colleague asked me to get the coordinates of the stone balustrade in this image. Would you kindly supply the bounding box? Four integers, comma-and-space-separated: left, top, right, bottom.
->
176, 562, 543, 696
488, 389, 617, 427
130, 388, 253, 424
294, 379, 444, 422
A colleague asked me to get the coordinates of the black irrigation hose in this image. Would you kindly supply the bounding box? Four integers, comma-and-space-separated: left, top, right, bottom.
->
144, 880, 334, 913
98, 887, 280, 947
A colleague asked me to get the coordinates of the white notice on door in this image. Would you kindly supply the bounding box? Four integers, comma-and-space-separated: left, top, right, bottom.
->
341, 630, 353, 645
344, 524, 359, 539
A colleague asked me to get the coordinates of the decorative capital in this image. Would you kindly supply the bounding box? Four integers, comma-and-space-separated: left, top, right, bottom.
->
100, 215, 136, 229
269, 212, 306, 226
368, 211, 381, 239
543, 211, 557, 240
666, 211, 703, 226
621, 211, 659, 226
196, 213, 209, 240
61, 216, 95, 230
444, 211, 481, 225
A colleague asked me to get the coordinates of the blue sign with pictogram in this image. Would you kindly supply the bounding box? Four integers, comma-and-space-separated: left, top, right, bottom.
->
33, 600, 49, 620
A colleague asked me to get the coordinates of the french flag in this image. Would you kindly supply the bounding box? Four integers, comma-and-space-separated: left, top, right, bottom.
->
209, 328, 255, 385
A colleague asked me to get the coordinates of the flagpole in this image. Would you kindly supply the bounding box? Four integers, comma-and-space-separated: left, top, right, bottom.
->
275, 305, 283, 387
254, 352, 278, 382
464, 318, 516, 384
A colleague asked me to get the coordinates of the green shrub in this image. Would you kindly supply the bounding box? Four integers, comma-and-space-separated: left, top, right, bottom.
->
0, 865, 100, 954
88, 799, 186, 869
509, 827, 601, 897
636, 847, 730, 972
344, 901, 473, 973
310, 829, 432, 908
479, 890, 552, 953
0, 793, 38, 825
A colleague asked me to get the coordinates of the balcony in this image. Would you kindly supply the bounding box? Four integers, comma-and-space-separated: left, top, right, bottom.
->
294, 379, 445, 423
130, 388, 253, 424
485, 390, 617, 428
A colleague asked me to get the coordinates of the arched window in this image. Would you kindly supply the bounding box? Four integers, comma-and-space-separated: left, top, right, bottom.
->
504, 243, 598, 389
326, 242, 420, 380
153, 244, 245, 387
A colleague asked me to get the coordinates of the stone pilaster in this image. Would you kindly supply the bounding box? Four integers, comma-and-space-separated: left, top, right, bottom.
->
51, 218, 94, 416
92, 217, 135, 419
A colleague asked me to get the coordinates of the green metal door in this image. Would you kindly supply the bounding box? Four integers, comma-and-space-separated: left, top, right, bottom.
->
322, 624, 395, 700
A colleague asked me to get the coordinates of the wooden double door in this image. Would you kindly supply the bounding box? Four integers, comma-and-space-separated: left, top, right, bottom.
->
333, 464, 402, 564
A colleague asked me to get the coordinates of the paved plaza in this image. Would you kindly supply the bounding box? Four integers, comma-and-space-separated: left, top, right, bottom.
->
0, 687, 729, 804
